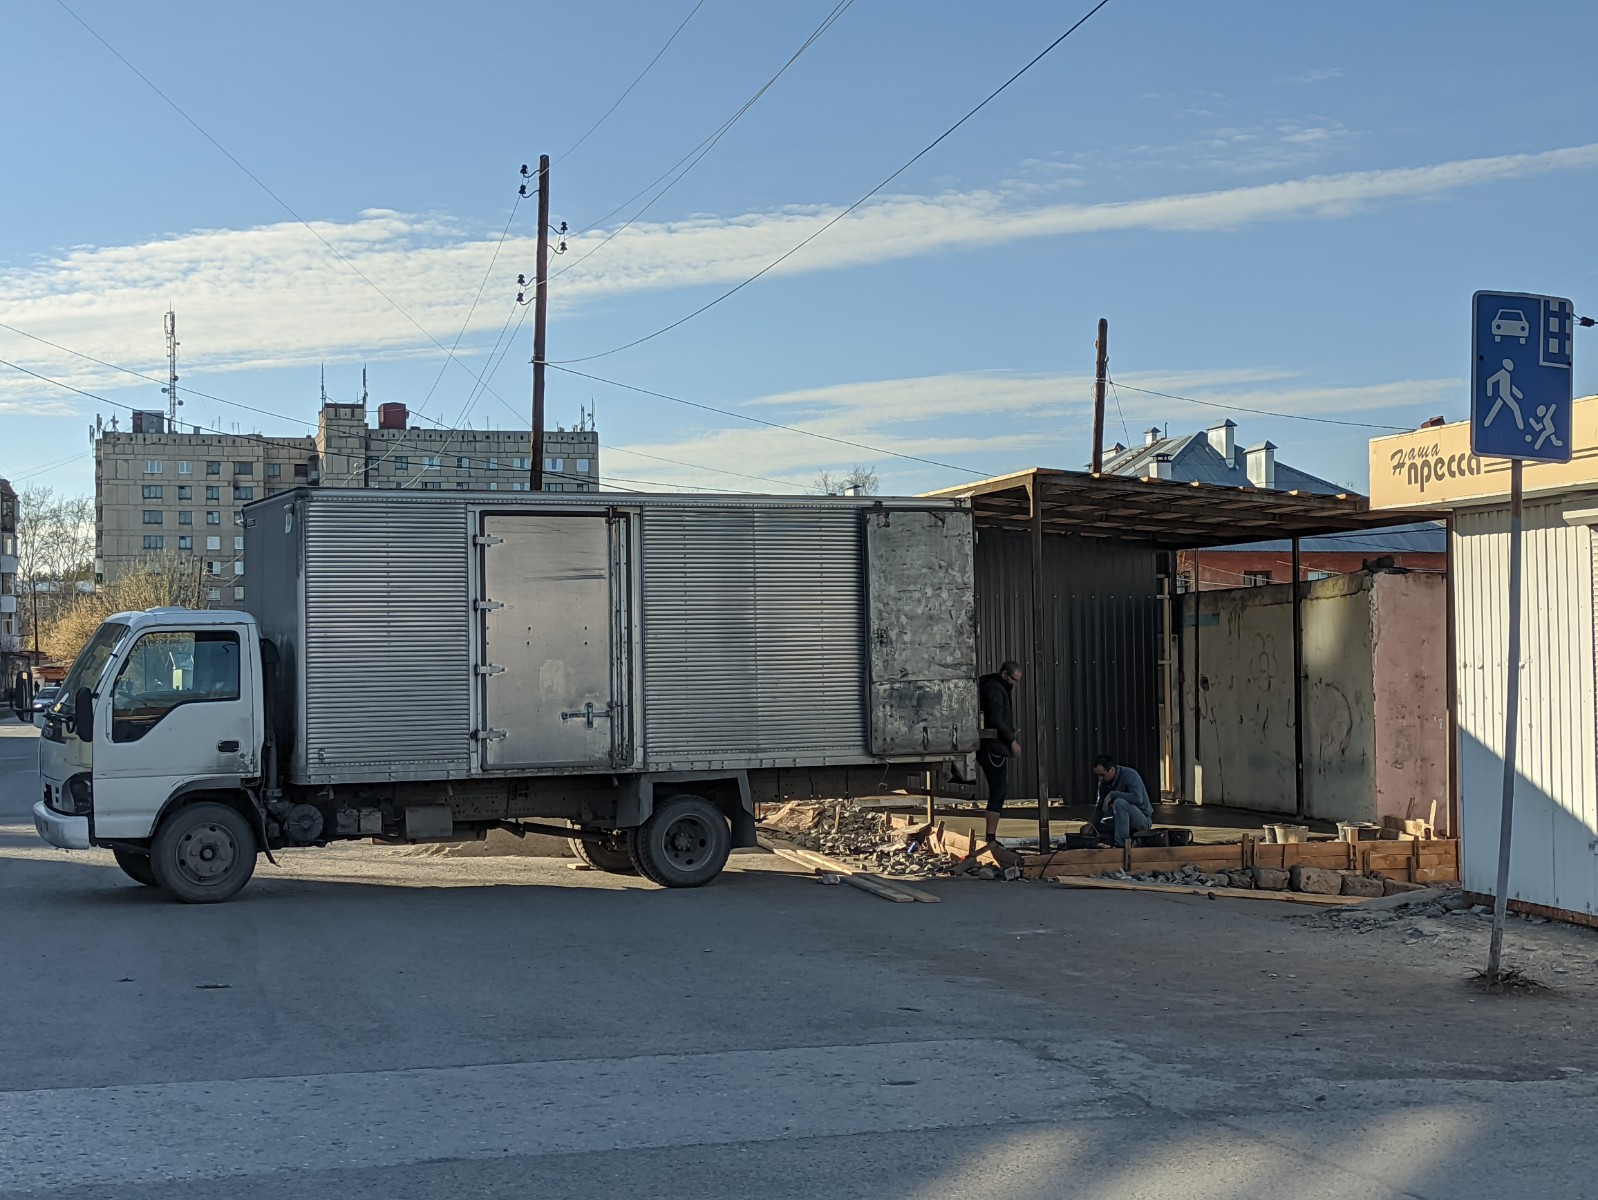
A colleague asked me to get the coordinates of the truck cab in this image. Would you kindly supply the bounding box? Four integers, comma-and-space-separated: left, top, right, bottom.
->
36, 607, 266, 899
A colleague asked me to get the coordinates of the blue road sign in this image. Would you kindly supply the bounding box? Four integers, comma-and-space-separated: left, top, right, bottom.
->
1471, 291, 1574, 462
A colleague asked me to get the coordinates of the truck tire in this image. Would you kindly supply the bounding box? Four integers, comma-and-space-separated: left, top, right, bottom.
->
112, 847, 159, 887
569, 833, 636, 874
150, 802, 258, 904
628, 795, 730, 888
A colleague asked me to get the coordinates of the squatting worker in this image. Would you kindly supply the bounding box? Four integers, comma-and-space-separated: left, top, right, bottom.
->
978, 660, 1023, 844
1093, 754, 1153, 848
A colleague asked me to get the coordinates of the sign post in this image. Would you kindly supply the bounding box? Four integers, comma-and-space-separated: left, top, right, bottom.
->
1470, 290, 1574, 983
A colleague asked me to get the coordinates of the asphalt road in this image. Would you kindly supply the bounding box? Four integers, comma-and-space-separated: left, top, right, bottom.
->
4, 712, 1598, 1199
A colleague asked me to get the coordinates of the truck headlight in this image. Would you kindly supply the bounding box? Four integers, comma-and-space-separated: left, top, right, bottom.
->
62, 773, 93, 816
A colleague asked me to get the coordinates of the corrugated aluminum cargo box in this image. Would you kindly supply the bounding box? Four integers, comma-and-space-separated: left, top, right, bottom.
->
244, 490, 975, 787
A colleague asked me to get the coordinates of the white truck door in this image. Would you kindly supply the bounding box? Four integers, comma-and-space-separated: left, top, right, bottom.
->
92, 626, 256, 840
478, 514, 627, 769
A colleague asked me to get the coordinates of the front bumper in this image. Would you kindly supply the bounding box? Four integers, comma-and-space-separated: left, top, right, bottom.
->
33, 800, 91, 851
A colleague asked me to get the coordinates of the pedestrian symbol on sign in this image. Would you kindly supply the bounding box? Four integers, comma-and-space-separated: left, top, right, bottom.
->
1481, 359, 1524, 430
1528, 404, 1562, 452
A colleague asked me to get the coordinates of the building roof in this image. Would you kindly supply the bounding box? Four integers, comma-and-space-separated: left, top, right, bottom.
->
1204, 521, 1446, 554
1101, 420, 1346, 494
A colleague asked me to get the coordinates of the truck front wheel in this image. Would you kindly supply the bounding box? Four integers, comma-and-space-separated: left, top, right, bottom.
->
150, 802, 258, 904
628, 795, 730, 888
112, 847, 159, 887
568, 832, 636, 874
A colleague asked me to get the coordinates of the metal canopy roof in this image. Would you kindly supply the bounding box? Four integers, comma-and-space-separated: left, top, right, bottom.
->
926, 467, 1448, 550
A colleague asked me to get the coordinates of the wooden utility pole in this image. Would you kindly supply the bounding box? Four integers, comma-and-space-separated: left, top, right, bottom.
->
1091, 317, 1108, 473
530, 154, 551, 492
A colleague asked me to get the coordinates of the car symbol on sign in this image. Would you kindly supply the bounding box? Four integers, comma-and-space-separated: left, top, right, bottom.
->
1492, 309, 1529, 344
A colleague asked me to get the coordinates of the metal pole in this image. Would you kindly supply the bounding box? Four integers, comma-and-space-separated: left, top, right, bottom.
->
530, 154, 550, 493
1091, 318, 1108, 474
1031, 492, 1051, 850
1487, 459, 1523, 981
1444, 512, 1459, 838
1292, 536, 1306, 820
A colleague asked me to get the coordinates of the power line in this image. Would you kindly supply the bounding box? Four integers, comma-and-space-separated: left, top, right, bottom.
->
549, 364, 990, 477
550, 0, 1114, 365
53, 0, 520, 417
552, 0, 856, 284
556, 0, 707, 163
1107, 379, 1414, 432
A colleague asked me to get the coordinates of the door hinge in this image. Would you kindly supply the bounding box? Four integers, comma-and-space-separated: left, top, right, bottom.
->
473, 534, 504, 547
474, 599, 504, 612
473, 728, 507, 742
475, 663, 505, 676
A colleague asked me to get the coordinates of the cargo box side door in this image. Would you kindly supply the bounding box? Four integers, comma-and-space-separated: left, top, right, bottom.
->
864, 507, 978, 756
477, 513, 632, 769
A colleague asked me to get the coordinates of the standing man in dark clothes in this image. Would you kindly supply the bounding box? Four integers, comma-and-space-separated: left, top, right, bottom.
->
978, 660, 1023, 844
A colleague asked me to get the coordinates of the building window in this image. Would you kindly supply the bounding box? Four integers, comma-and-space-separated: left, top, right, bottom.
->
546, 483, 564, 492
178, 511, 193, 526
234, 486, 254, 501
234, 536, 244, 550
206, 560, 222, 576
178, 461, 193, 475
512, 482, 529, 491
207, 536, 221, 551
1243, 571, 1272, 587
142, 484, 164, 499
574, 482, 589, 492
206, 486, 220, 501
178, 535, 193, 550
142, 510, 164, 525
177, 485, 192, 500
207, 587, 222, 602
544, 457, 563, 472
234, 511, 243, 526
393, 456, 409, 471
424, 456, 440, 471
294, 463, 309, 479
233, 586, 245, 601
233, 462, 253, 477
233, 562, 244, 576
265, 463, 281, 478
1306, 569, 1334, 581
365, 456, 378, 473
456, 456, 469, 469
512, 456, 529, 470
485, 482, 498, 491
486, 458, 498, 471
422, 481, 442, 490
206, 511, 221, 525
143, 460, 163, 474
206, 461, 221, 476
142, 535, 164, 551
576, 458, 590, 473
456, 481, 470, 490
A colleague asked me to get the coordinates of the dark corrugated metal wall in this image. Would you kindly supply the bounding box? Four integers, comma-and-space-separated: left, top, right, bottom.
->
974, 529, 1160, 806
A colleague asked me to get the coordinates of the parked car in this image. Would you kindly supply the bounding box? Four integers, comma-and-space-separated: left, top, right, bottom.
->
30, 686, 61, 720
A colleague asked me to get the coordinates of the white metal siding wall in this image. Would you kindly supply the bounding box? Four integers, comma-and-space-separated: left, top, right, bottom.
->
1455, 502, 1598, 916
640, 508, 865, 761
300, 499, 474, 782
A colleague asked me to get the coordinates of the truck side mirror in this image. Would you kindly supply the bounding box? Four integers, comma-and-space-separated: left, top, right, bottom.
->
74, 688, 95, 741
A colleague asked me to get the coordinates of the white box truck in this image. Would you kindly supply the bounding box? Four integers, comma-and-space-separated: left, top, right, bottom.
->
35, 490, 976, 901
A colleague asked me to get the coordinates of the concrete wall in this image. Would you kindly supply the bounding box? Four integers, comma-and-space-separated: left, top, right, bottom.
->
1179, 571, 1445, 825
1370, 572, 1449, 829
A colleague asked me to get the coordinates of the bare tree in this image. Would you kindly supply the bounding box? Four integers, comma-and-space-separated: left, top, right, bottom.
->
811, 466, 881, 497
15, 485, 95, 649
42, 554, 207, 665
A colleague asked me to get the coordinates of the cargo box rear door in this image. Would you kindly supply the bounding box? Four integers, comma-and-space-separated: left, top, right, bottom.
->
477, 513, 631, 769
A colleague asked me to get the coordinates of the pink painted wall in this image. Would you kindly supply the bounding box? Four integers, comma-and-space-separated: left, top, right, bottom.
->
1370, 572, 1450, 833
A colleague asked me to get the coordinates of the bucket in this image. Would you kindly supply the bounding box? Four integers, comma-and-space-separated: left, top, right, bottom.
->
1277, 824, 1309, 843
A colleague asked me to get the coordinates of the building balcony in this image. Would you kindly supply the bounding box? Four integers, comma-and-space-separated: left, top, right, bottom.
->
0, 594, 16, 614
0, 553, 16, 575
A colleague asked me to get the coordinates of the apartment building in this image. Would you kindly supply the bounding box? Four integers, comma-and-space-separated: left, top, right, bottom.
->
1, 476, 18, 653
95, 401, 599, 608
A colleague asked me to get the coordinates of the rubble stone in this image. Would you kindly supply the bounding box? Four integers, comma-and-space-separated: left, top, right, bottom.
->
1252, 866, 1290, 891
1225, 871, 1255, 890
1339, 873, 1385, 898
1381, 878, 1430, 896
1290, 865, 1343, 895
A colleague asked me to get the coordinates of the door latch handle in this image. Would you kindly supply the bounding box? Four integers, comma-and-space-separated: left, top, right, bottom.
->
217, 740, 240, 753
560, 702, 614, 729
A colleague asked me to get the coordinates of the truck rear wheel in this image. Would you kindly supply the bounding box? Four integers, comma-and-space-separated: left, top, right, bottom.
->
628, 795, 730, 888
150, 802, 258, 904
112, 847, 159, 887
568, 832, 636, 874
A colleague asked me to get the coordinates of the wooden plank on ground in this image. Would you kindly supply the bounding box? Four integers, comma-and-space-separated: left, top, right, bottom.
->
1051, 875, 1360, 906
759, 839, 938, 903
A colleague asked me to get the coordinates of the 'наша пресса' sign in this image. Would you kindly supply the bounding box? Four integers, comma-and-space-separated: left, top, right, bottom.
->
1369, 393, 1598, 511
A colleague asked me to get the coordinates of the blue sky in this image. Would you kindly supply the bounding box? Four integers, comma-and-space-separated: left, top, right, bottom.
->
3, 0, 1596, 498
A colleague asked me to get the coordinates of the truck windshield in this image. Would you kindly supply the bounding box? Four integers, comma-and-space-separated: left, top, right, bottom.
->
55, 622, 131, 716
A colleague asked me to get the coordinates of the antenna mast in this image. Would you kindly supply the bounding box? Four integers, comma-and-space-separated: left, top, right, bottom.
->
162, 309, 181, 423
